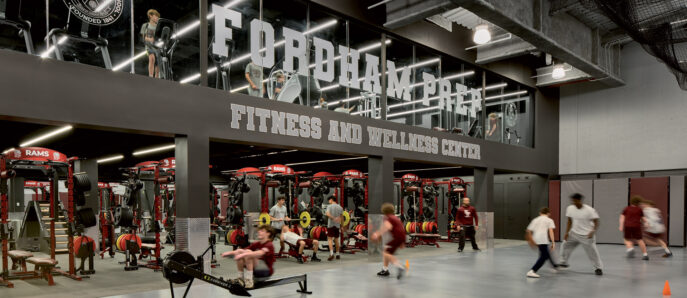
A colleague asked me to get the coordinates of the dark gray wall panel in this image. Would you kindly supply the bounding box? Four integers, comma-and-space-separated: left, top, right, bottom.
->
669, 176, 685, 246
593, 178, 628, 244
560, 180, 593, 239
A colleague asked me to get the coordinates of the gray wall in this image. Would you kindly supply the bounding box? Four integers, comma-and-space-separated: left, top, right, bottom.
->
560, 42, 687, 175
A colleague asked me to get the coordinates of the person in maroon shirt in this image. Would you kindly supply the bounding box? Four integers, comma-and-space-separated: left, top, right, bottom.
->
620, 196, 648, 260
456, 197, 480, 252
221, 224, 276, 289
371, 203, 406, 279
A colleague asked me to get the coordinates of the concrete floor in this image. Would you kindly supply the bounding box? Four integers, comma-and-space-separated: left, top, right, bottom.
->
1, 240, 683, 298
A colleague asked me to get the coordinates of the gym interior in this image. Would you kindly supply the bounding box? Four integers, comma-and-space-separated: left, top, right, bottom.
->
0, 0, 685, 297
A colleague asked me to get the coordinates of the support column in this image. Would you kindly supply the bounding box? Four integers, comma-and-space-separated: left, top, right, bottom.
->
174, 134, 210, 269
473, 167, 494, 249
473, 167, 494, 212
367, 155, 394, 214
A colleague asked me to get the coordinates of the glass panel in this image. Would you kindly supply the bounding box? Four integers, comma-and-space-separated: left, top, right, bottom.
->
125, 1, 199, 81
207, 0, 259, 92
308, 9, 347, 111
384, 36, 414, 124
408, 45, 440, 129
43, 0, 132, 70
441, 56, 481, 137
259, 0, 307, 102
0, 1, 46, 55
484, 73, 533, 147
346, 22, 383, 118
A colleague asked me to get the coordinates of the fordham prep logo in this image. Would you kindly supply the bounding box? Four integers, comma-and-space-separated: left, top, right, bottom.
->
63, 0, 124, 26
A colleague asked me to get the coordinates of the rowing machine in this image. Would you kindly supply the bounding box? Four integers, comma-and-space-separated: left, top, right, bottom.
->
163, 245, 313, 297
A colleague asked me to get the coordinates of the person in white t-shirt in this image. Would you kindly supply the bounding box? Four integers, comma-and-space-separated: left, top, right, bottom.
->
640, 200, 672, 258
280, 225, 322, 263
525, 207, 559, 278
559, 193, 604, 276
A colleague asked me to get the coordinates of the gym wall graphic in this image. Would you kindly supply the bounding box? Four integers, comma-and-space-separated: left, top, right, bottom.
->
229, 103, 481, 161
212, 4, 483, 119
64, 0, 125, 26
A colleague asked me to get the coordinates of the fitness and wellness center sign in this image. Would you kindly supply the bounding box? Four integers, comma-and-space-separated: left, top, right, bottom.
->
212, 5, 483, 117
230, 103, 481, 161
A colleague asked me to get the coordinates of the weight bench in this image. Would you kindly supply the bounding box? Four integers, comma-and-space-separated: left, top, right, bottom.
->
407, 233, 441, 248
8, 250, 33, 272
25, 257, 58, 285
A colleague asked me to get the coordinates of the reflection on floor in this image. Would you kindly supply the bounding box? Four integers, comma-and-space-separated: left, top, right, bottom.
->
1, 240, 684, 298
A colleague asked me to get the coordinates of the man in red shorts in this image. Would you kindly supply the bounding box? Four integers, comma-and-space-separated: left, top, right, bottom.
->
371, 203, 406, 279
620, 196, 648, 260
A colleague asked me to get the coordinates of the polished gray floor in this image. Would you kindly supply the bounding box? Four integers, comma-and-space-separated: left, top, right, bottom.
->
109, 244, 684, 298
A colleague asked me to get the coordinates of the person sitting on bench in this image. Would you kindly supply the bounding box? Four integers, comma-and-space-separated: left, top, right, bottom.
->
221, 224, 276, 289
280, 225, 321, 263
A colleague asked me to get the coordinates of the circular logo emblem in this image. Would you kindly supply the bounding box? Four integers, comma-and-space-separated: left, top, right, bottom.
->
63, 0, 124, 26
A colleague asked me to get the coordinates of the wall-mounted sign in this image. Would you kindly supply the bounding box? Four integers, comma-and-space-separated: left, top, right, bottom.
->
230, 103, 481, 161
212, 5, 483, 117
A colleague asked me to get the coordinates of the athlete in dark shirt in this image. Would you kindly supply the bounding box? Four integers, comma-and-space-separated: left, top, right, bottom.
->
620, 196, 648, 260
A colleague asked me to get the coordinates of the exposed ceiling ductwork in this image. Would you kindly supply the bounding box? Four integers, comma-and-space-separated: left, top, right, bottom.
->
382, 0, 626, 88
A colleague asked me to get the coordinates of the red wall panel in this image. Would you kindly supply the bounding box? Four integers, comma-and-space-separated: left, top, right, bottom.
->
630, 177, 669, 243
549, 180, 561, 241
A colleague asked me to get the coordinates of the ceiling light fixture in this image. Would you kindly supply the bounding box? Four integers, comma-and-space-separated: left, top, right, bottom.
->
551, 65, 566, 79
19, 125, 73, 147
132, 144, 176, 156
97, 154, 125, 164
473, 24, 491, 45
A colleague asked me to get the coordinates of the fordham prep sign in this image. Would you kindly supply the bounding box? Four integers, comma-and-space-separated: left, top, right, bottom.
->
212, 5, 484, 117
230, 103, 481, 161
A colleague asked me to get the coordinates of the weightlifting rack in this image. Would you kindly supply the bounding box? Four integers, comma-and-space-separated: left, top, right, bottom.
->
340, 169, 367, 252
134, 160, 174, 271
97, 182, 116, 258
1, 147, 84, 287
406, 179, 440, 248
436, 177, 468, 243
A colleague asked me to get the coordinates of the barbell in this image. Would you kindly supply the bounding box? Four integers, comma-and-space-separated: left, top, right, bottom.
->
257, 211, 312, 228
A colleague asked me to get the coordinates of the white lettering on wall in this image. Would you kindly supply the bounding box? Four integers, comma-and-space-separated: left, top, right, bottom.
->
250, 19, 275, 68
212, 4, 242, 58
387, 61, 411, 101
283, 27, 307, 75
313, 37, 335, 82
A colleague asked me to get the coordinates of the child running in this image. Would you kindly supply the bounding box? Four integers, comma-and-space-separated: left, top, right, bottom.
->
371, 203, 406, 279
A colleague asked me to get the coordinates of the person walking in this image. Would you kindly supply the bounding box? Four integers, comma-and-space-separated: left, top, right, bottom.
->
455, 197, 480, 252
559, 193, 604, 276
620, 195, 649, 260
325, 196, 343, 261
525, 208, 558, 278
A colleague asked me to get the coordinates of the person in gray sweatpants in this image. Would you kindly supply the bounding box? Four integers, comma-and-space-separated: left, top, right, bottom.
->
559, 193, 604, 276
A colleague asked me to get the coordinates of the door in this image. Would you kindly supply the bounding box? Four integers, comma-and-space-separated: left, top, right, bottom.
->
493, 183, 505, 239
504, 182, 531, 239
